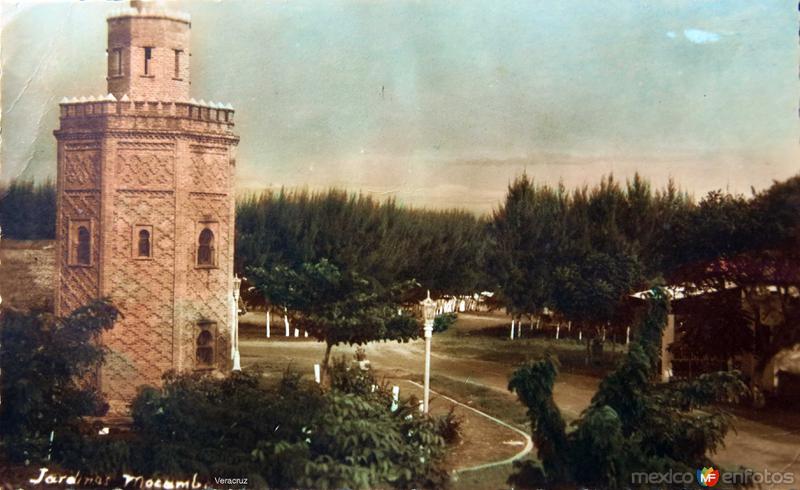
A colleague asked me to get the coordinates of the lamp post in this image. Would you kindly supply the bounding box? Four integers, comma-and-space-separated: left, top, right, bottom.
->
232, 275, 242, 371
421, 290, 436, 413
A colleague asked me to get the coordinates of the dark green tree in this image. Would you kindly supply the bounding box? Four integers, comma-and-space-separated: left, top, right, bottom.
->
0, 179, 56, 240
550, 176, 644, 346
508, 289, 748, 489
0, 300, 119, 462
249, 259, 420, 377
486, 174, 566, 322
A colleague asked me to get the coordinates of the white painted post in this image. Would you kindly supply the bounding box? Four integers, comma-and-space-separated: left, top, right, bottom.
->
314, 364, 321, 384
391, 385, 400, 412
304, 330, 308, 338
510, 319, 515, 340
661, 314, 676, 382
536, 317, 541, 330
579, 330, 582, 341
567, 321, 572, 332
232, 350, 241, 371
230, 285, 237, 359
47, 430, 54, 461
294, 328, 299, 338
284, 310, 290, 337
266, 308, 271, 338
556, 324, 560, 340
626, 326, 630, 345
232, 276, 242, 371
423, 332, 433, 407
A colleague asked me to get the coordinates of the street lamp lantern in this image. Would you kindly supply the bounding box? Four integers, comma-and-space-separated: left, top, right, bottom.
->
420, 290, 435, 413
422, 290, 436, 326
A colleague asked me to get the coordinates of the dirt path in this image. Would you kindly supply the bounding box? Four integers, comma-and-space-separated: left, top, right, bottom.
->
241, 312, 599, 420
239, 312, 800, 485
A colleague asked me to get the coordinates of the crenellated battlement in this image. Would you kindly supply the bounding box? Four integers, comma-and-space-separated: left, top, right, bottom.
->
56, 95, 237, 138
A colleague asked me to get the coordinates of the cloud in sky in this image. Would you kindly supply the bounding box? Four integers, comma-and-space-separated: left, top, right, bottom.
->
683, 28, 721, 44
666, 31, 677, 38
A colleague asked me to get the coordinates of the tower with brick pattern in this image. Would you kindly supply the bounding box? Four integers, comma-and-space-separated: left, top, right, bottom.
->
54, 0, 239, 414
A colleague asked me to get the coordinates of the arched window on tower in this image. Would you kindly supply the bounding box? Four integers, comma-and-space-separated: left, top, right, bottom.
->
76, 226, 91, 265
138, 229, 151, 257
133, 225, 153, 259
197, 228, 215, 266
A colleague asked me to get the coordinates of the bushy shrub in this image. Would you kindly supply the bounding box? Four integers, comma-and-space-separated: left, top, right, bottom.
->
433, 313, 457, 333
0, 301, 452, 488
0, 300, 119, 463
122, 367, 450, 489
434, 407, 464, 445
328, 356, 384, 398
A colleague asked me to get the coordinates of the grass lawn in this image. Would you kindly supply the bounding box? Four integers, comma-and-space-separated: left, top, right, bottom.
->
429, 312, 625, 379
0, 239, 55, 311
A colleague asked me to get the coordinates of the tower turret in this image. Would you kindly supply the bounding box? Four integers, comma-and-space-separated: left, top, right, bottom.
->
107, 0, 191, 100
55, 0, 239, 414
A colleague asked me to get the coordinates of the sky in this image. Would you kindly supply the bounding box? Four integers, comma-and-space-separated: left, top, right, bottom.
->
1, 0, 798, 213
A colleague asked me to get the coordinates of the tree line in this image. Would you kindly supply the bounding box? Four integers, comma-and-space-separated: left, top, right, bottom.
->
3, 174, 798, 374
487, 173, 690, 334
236, 188, 487, 295
489, 173, 799, 369
0, 179, 56, 240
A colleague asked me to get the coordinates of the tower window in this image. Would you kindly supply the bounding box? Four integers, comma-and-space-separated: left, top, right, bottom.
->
112, 48, 122, 76
196, 326, 215, 368
69, 219, 92, 266
173, 49, 182, 79
143, 47, 153, 75
138, 229, 151, 257
76, 226, 91, 265
132, 225, 154, 259
197, 228, 215, 266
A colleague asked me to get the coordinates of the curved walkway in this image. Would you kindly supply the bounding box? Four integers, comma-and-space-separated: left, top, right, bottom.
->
404, 379, 533, 473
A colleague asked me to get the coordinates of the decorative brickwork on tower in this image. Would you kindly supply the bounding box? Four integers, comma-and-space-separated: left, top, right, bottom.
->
54, 0, 239, 414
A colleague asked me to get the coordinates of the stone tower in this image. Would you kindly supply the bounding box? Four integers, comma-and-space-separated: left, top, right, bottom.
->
54, 0, 239, 414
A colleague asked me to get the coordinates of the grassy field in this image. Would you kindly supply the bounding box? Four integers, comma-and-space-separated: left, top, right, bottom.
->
430, 315, 625, 379
0, 239, 55, 311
